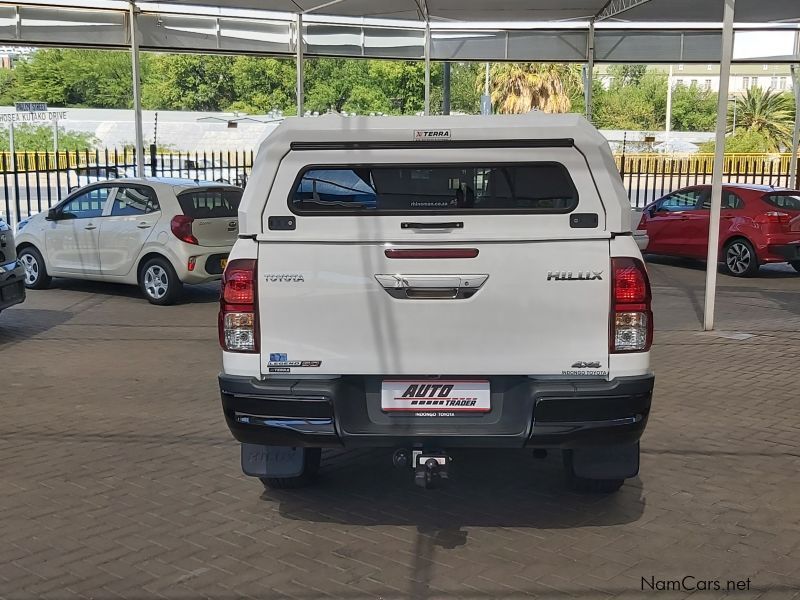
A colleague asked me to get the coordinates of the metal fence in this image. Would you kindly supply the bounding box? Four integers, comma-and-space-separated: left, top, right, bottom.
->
618, 153, 800, 208
1, 147, 254, 223
1, 148, 798, 223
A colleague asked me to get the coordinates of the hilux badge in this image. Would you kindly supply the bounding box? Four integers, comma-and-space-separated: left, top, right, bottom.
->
547, 270, 603, 281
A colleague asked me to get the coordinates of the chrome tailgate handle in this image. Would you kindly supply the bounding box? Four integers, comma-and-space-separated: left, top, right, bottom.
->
375, 274, 488, 300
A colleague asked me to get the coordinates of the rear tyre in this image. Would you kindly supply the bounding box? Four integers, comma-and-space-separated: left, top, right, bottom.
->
138, 257, 182, 305
260, 448, 322, 490
789, 260, 800, 273
723, 238, 759, 277
18, 246, 51, 290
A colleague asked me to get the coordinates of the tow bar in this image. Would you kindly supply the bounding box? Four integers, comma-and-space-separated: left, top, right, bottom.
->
393, 448, 451, 489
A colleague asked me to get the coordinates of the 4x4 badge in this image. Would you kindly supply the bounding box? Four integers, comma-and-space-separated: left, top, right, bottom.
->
571, 361, 602, 369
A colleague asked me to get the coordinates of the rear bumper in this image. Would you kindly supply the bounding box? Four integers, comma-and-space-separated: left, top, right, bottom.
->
0, 261, 25, 311
764, 242, 800, 262
170, 245, 230, 284
219, 374, 654, 449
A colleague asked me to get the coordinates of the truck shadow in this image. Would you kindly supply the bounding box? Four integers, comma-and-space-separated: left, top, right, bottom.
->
0, 308, 72, 346
265, 448, 645, 536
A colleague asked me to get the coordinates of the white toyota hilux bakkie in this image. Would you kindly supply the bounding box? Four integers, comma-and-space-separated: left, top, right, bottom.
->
218, 113, 655, 492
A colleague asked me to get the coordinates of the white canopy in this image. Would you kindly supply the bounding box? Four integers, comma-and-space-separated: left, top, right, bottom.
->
140, 0, 799, 24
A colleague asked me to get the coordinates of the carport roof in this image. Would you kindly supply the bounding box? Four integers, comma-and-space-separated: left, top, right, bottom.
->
142, 0, 800, 24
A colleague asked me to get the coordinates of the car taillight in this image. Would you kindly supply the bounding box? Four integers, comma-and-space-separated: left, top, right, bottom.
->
170, 215, 198, 245
611, 257, 652, 353
219, 258, 258, 353
754, 211, 790, 225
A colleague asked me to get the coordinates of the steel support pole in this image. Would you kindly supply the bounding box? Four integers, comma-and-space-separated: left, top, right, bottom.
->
8, 122, 16, 226
424, 22, 431, 116
584, 20, 594, 120
665, 64, 674, 138
129, 2, 145, 178
703, 0, 735, 332
442, 62, 450, 115
790, 61, 800, 187
296, 13, 304, 117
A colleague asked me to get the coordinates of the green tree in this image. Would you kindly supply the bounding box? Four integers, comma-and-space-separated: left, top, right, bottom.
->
12, 49, 142, 108
592, 69, 667, 130
606, 64, 647, 87
670, 83, 718, 131
430, 62, 481, 114
484, 63, 582, 114
728, 87, 795, 151
0, 69, 16, 105
699, 129, 775, 153
229, 57, 295, 114
142, 54, 236, 111
0, 124, 97, 150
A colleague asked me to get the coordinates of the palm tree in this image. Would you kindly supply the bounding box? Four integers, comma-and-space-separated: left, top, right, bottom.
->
479, 63, 582, 114
728, 87, 795, 151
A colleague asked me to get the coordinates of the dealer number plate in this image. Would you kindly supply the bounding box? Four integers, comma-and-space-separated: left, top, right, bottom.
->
381, 380, 490, 414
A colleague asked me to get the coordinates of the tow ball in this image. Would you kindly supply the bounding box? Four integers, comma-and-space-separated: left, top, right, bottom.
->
393, 448, 451, 489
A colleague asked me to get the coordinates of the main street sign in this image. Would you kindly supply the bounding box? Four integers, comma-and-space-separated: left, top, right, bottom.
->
15, 102, 47, 112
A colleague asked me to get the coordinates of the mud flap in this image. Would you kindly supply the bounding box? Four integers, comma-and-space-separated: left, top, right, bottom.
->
569, 442, 639, 479
241, 443, 306, 478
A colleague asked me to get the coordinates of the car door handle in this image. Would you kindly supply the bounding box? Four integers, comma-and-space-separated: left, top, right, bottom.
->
84, 224, 97, 230
137, 222, 152, 229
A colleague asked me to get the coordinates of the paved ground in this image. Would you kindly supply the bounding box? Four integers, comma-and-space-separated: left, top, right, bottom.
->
1, 259, 799, 600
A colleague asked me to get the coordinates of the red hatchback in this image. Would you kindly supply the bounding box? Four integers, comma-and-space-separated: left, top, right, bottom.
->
639, 184, 800, 277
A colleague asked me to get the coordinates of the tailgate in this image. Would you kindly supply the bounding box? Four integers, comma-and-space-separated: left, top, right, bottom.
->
177, 187, 241, 247
258, 240, 610, 376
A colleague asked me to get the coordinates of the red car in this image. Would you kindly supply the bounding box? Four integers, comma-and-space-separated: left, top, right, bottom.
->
639, 184, 800, 277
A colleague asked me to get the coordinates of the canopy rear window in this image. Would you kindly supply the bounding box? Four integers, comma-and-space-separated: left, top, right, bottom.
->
178, 188, 242, 218
290, 163, 578, 215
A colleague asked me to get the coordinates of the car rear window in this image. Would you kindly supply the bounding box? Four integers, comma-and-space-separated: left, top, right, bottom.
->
763, 193, 800, 211
178, 188, 242, 218
290, 163, 578, 214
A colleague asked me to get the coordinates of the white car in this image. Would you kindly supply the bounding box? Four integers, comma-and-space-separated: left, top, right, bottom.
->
16, 178, 241, 305
217, 114, 655, 493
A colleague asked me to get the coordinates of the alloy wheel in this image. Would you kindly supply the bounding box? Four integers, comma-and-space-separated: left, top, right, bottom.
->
144, 265, 169, 299
726, 242, 751, 275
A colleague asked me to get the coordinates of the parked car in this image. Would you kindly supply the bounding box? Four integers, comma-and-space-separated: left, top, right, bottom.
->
639, 184, 800, 277
217, 114, 655, 493
16, 178, 242, 305
0, 217, 26, 313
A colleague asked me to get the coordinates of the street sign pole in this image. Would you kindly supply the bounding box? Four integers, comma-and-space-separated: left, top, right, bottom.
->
8, 121, 17, 226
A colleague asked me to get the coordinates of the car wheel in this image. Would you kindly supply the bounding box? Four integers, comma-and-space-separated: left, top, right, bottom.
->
138, 257, 183, 305
18, 246, 52, 290
260, 448, 321, 490
723, 239, 759, 277
789, 260, 800, 273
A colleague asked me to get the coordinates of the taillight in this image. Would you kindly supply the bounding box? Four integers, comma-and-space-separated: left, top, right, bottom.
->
170, 215, 198, 245
754, 211, 790, 225
611, 257, 652, 353
219, 258, 258, 353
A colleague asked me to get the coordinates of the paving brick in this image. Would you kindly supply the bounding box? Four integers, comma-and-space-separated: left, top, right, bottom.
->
0, 267, 799, 598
